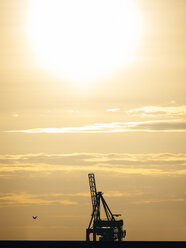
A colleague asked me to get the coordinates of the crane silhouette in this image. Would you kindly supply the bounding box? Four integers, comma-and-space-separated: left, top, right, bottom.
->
86, 173, 126, 241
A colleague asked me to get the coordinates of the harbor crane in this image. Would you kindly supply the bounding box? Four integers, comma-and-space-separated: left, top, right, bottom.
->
86, 173, 126, 241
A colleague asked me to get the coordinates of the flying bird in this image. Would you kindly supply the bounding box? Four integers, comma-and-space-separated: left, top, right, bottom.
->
32, 216, 38, 220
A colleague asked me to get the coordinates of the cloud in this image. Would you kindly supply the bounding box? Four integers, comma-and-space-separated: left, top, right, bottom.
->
136, 198, 185, 204
104, 191, 137, 197
106, 108, 120, 112
5, 119, 186, 133
5, 105, 186, 133
127, 105, 186, 118
0, 192, 78, 207
0, 191, 134, 208
0, 153, 186, 176
0, 192, 184, 208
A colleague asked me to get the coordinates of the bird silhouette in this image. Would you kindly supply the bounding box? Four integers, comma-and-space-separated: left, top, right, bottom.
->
32, 216, 38, 219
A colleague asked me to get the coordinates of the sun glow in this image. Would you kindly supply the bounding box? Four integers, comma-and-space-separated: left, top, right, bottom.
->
27, 0, 143, 83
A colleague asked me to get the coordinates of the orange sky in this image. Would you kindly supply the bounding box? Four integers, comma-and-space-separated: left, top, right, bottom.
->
0, 0, 186, 241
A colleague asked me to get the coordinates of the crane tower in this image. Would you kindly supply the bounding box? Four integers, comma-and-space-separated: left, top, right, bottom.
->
86, 173, 126, 241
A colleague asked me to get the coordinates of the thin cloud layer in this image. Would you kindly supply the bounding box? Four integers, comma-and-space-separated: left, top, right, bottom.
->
0, 191, 184, 208
138, 198, 185, 204
106, 108, 120, 112
0, 192, 78, 207
0, 191, 139, 208
127, 105, 186, 118
0, 153, 186, 176
6, 119, 186, 133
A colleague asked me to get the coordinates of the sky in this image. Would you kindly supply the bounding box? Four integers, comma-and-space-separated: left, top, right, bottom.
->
0, 0, 186, 241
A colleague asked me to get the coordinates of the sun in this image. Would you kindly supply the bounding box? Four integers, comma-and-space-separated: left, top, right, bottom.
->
27, 0, 143, 83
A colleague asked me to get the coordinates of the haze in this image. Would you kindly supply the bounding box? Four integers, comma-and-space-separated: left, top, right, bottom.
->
0, 0, 186, 241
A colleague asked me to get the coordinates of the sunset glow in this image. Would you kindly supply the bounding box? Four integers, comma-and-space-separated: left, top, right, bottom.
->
0, 0, 185, 242
27, 0, 143, 83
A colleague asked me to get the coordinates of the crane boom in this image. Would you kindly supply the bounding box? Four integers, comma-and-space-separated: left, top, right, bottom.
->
88, 173, 97, 212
